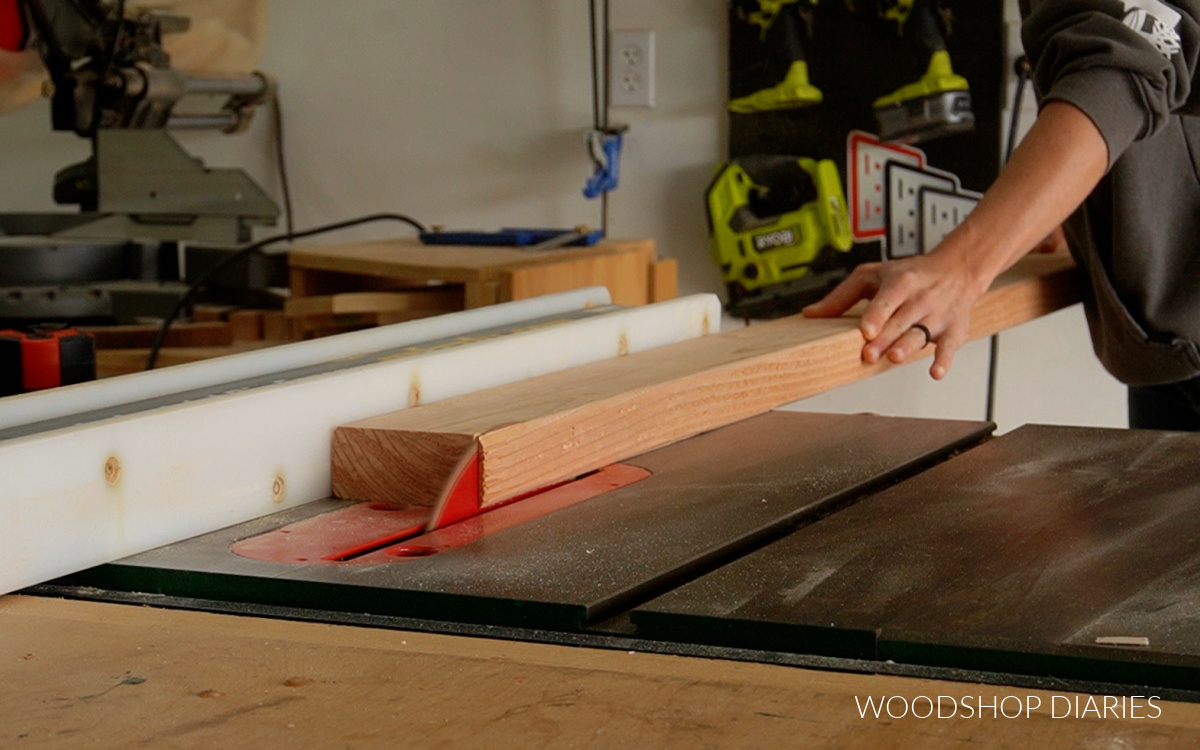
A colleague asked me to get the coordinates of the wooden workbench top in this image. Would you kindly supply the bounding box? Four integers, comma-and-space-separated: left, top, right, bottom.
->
2, 595, 1196, 748
288, 237, 655, 282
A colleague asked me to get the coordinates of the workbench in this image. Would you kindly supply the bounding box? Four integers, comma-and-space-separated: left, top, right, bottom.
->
288, 237, 676, 308
92, 239, 678, 375
4, 594, 1199, 749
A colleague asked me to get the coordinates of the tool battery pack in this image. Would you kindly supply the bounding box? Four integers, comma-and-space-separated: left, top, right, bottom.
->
0, 326, 97, 397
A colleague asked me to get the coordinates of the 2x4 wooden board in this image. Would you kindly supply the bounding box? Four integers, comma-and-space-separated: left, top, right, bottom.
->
333, 255, 1080, 507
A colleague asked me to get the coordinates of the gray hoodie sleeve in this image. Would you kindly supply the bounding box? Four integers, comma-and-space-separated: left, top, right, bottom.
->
1022, 0, 1200, 167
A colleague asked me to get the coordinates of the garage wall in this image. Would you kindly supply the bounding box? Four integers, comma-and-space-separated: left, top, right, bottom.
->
0, 0, 1125, 431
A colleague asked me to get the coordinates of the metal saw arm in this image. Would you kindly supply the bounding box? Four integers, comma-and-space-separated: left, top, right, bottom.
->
17, 0, 271, 135
0, 0, 280, 243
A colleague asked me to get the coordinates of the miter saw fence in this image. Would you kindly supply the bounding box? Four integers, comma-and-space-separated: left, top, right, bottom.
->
706, 155, 855, 318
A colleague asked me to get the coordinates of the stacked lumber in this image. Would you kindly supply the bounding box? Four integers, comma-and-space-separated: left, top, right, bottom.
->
81, 321, 233, 350
283, 289, 463, 339
89, 304, 287, 376
288, 238, 676, 310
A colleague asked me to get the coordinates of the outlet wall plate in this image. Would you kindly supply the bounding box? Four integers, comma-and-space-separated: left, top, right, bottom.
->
919, 187, 981, 251
884, 162, 958, 259
847, 131, 925, 241
610, 29, 655, 108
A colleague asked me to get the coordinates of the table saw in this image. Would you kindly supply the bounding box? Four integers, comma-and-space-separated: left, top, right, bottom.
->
37, 409, 1200, 702
4, 258, 1200, 749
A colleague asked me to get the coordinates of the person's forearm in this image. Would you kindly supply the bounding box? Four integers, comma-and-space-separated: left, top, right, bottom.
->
938, 100, 1109, 291
802, 100, 1112, 380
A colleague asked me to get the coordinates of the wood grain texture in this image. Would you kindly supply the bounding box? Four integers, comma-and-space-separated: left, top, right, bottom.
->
332, 256, 1081, 507
190, 304, 238, 323
288, 238, 656, 283
283, 290, 463, 318
96, 342, 276, 376
2, 595, 1196, 750
80, 322, 232, 349
463, 280, 501, 308
650, 258, 679, 303
503, 247, 652, 306
228, 310, 265, 341
288, 267, 441, 298
331, 430, 475, 505
261, 310, 291, 341
287, 239, 657, 316
289, 310, 446, 340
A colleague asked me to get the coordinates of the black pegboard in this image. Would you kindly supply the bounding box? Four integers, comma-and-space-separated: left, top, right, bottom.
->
728, 1, 1005, 194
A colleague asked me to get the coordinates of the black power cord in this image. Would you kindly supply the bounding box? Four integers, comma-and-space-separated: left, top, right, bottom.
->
1005, 57, 1033, 164
601, 0, 611, 235
587, 0, 611, 235
271, 90, 296, 236
145, 213, 427, 371
985, 55, 1032, 424
588, 0, 601, 134
101, 0, 127, 82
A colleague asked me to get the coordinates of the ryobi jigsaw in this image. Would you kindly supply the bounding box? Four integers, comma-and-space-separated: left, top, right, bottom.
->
706, 156, 853, 318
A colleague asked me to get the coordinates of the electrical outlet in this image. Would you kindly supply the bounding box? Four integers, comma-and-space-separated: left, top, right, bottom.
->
610, 30, 655, 108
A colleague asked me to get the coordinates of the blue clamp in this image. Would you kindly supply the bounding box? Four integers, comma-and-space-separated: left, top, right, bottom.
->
583, 126, 628, 199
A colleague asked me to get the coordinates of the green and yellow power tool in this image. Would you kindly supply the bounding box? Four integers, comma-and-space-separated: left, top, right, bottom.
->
872, 0, 973, 143
728, 0, 822, 114
706, 156, 853, 318
729, 0, 973, 144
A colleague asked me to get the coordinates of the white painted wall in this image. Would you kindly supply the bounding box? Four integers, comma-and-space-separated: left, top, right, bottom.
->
0, 0, 1126, 431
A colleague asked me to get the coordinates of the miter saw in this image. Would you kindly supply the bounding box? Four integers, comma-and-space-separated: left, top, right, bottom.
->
0, 0, 279, 323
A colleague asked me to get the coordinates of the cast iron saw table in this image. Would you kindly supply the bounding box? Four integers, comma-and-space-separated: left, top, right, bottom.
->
39, 411, 1200, 700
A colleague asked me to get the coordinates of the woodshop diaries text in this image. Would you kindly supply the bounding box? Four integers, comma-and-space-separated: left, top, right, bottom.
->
854, 694, 1163, 720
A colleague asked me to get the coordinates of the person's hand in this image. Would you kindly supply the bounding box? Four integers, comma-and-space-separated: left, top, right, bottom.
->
801, 251, 989, 380
799, 101, 1107, 381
